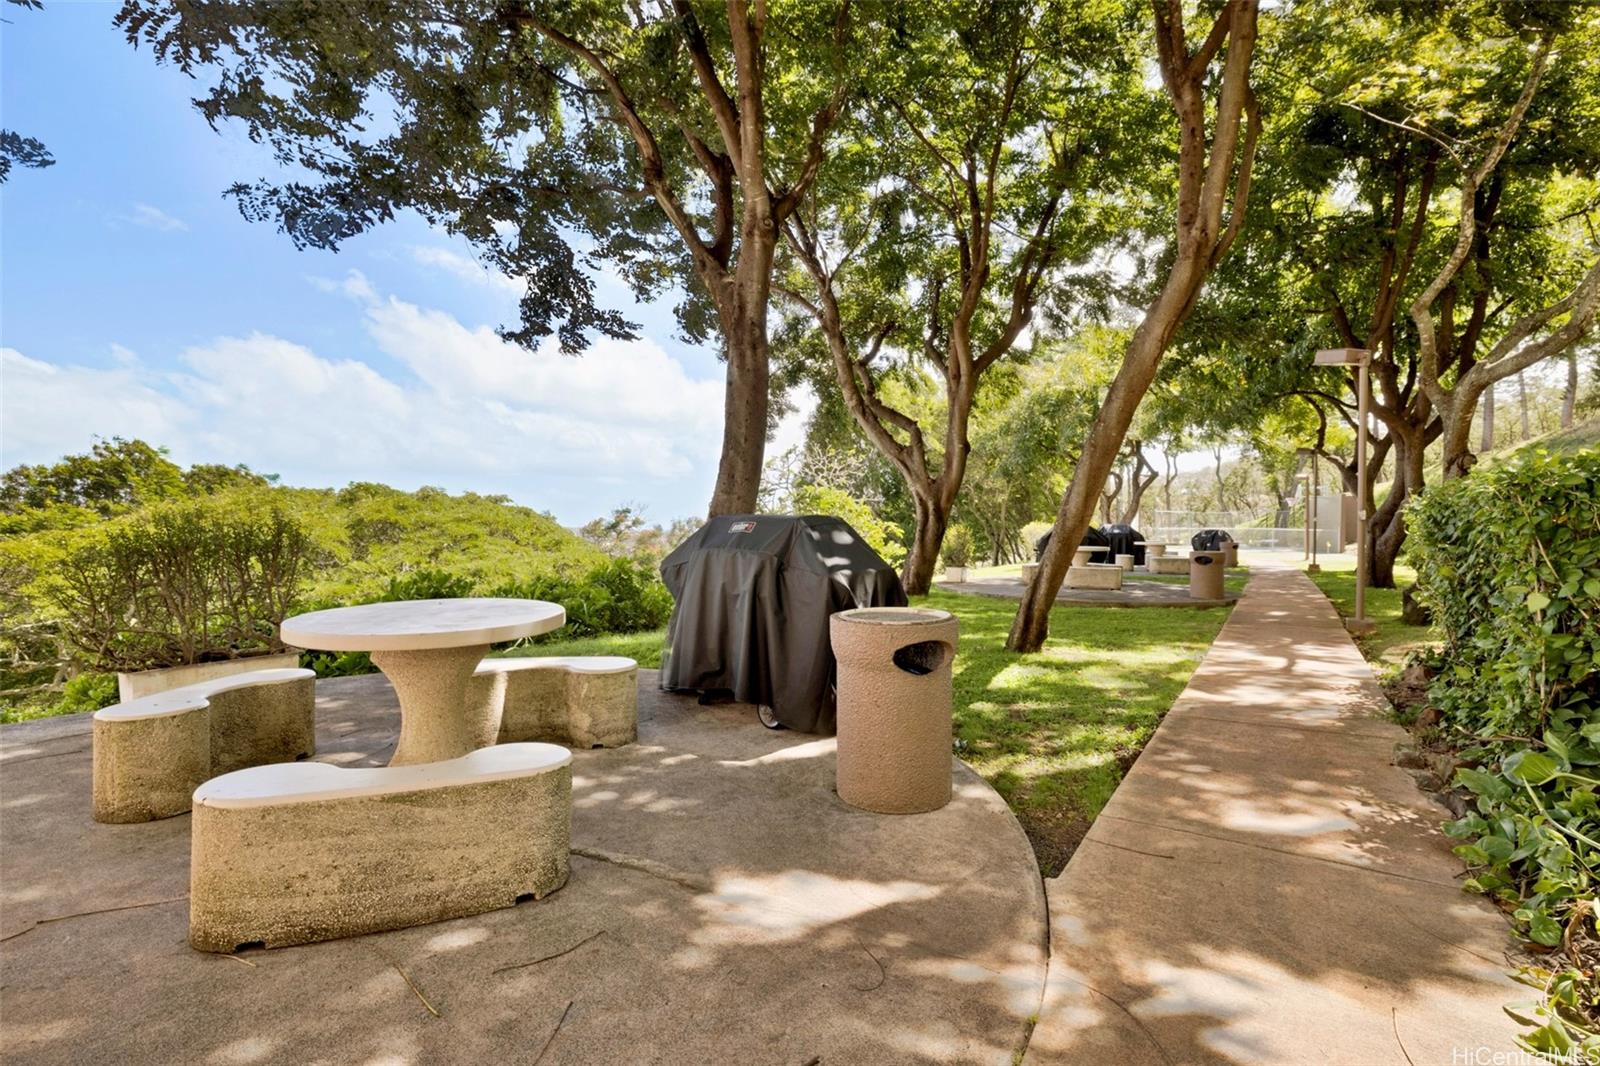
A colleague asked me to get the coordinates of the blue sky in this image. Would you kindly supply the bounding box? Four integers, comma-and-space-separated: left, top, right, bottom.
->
1, 3, 795, 526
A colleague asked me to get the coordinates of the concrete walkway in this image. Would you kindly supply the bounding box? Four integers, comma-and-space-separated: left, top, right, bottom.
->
1026, 563, 1521, 1065
1, 671, 1045, 1065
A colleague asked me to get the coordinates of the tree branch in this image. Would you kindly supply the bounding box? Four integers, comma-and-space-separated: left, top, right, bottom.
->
671, 0, 743, 159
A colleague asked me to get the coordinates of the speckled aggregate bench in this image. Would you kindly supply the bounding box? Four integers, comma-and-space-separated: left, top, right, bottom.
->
1065, 563, 1124, 590
468, 656, 638, 750
188, 743, 572, 952
92, 668, 315, 824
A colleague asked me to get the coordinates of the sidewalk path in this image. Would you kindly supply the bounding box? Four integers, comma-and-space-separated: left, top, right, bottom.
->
1025, 563, 1522, 1065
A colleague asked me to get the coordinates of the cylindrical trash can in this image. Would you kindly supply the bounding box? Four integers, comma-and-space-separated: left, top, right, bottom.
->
830, 607, 959, 814
1223, 541, 1239, 567
1189, 552, 1224, 599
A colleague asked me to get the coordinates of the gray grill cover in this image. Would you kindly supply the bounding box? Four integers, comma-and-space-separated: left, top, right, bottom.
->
658, 514, 908, 733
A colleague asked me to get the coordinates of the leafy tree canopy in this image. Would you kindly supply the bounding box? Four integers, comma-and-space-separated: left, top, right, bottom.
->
115, 0, 862, 352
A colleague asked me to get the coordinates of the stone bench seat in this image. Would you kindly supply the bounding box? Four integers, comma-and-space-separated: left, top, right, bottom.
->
468, 655, 638, 750
188, 743, 572, 953
92, 667, 315, 824
1066, 565, 1123, 590
1150, 555, 1191, 575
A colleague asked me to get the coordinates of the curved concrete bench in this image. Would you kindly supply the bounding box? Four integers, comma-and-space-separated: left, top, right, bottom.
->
92, 668, 315, 824
188, 743, 572, 953
467, 656, 638, 750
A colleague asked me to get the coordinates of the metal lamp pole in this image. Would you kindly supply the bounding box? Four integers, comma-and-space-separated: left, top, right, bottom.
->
1314, 348, 1373, 633
1298, 473, 1310, 562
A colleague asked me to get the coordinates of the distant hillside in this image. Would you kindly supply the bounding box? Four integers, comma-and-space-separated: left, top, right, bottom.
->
280, 482, 605, 604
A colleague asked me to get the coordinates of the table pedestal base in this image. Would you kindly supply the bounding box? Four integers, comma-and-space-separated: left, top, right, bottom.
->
373, 644, 493, 765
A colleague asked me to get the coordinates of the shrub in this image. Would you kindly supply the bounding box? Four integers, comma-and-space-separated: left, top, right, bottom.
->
1408, 448, 1599, 1053
494, 558, 673, 639
56, 672, 118, 713
942, 526, 974, 569
792, 483, 907, 569
25, 493, 311, 672
298, 559, 673, 678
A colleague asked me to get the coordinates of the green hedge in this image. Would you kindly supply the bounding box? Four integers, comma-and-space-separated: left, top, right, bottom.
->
9, 492, 310, 672
299, 558, 672, 679
1408, 448, 1599, 1056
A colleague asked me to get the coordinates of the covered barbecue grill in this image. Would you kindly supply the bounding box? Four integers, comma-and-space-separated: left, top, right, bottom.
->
1191, 529, 1236, 551
1102, 523, 1147, 565
658, 514, 908, 733
1035, 525, 1110, 561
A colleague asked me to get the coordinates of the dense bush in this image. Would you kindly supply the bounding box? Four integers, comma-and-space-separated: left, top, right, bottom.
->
0, 441, 667, 715
494, 558, 673, 639
16, 493, 310, 672
793, 483, 907, 568
1408, 448, 1599, 1055
292, 481, 605, 603
296, 560, 672, 678
941, 526, 974, 569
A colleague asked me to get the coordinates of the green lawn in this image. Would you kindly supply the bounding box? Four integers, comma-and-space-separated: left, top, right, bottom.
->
957, 562, 1249, 596
1301, 558, 1436, 673
493, 629, 672, 666
523, 587, 1233, 875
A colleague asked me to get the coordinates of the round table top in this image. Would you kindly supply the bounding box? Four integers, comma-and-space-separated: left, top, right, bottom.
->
279, 598, 566, 652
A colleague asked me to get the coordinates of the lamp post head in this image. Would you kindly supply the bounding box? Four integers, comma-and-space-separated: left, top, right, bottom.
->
1313, 347, 1371, 366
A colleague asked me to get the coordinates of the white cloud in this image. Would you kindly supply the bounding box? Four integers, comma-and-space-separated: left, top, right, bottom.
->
407, 245, 523, 296
120, 203, 189, 232
1, 284, 728, 502
1, 348, 192, 466
307, 270, 378, 303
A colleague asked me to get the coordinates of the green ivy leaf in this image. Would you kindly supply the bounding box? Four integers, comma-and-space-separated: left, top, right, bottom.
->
1525, 591, 1551, 612
1456, 766, 1513, 801
1504, 751, 1561, 787
1526, 910, 1563, 947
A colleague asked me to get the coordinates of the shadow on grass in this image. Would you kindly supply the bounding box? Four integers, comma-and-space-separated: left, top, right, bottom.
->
524, 591, 1234, 876
920, 589, 1230, 875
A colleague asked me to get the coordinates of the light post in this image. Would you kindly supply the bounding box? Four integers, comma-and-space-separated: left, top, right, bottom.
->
1314, 347, 1373, 633
1297, 471, 1311, 563
1306, 457, 1321, 574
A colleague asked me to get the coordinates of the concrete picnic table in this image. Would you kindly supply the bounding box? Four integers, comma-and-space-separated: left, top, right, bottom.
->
280, 598, 566, 765
1072, 545, 1110, 567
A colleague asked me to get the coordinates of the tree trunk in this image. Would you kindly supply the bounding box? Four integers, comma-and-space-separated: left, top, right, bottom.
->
1009, 252, 1210, 652
1006, 0, 1259, 653
1481, 381, 1495, 452
1100, 468, 1124, 526
1162, 451, 1176, 513
706, 289, 772, 516
1120, 448, 1158, 526
901, 494, 949, 596
1212, 446, 1226, 512
1369, 429, 1423, 588
1517, 370, 1531, 440
1563, 351, 1578, 429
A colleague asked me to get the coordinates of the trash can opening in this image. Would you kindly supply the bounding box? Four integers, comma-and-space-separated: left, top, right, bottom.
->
893, 640, 950, 676
1193, 554, 1216, 566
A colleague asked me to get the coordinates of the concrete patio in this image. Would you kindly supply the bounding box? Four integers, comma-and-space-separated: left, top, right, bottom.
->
0, 671, 1046, 1065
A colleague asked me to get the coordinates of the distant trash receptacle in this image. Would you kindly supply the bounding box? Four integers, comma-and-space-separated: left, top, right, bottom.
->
1189, 551, 1225, 600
